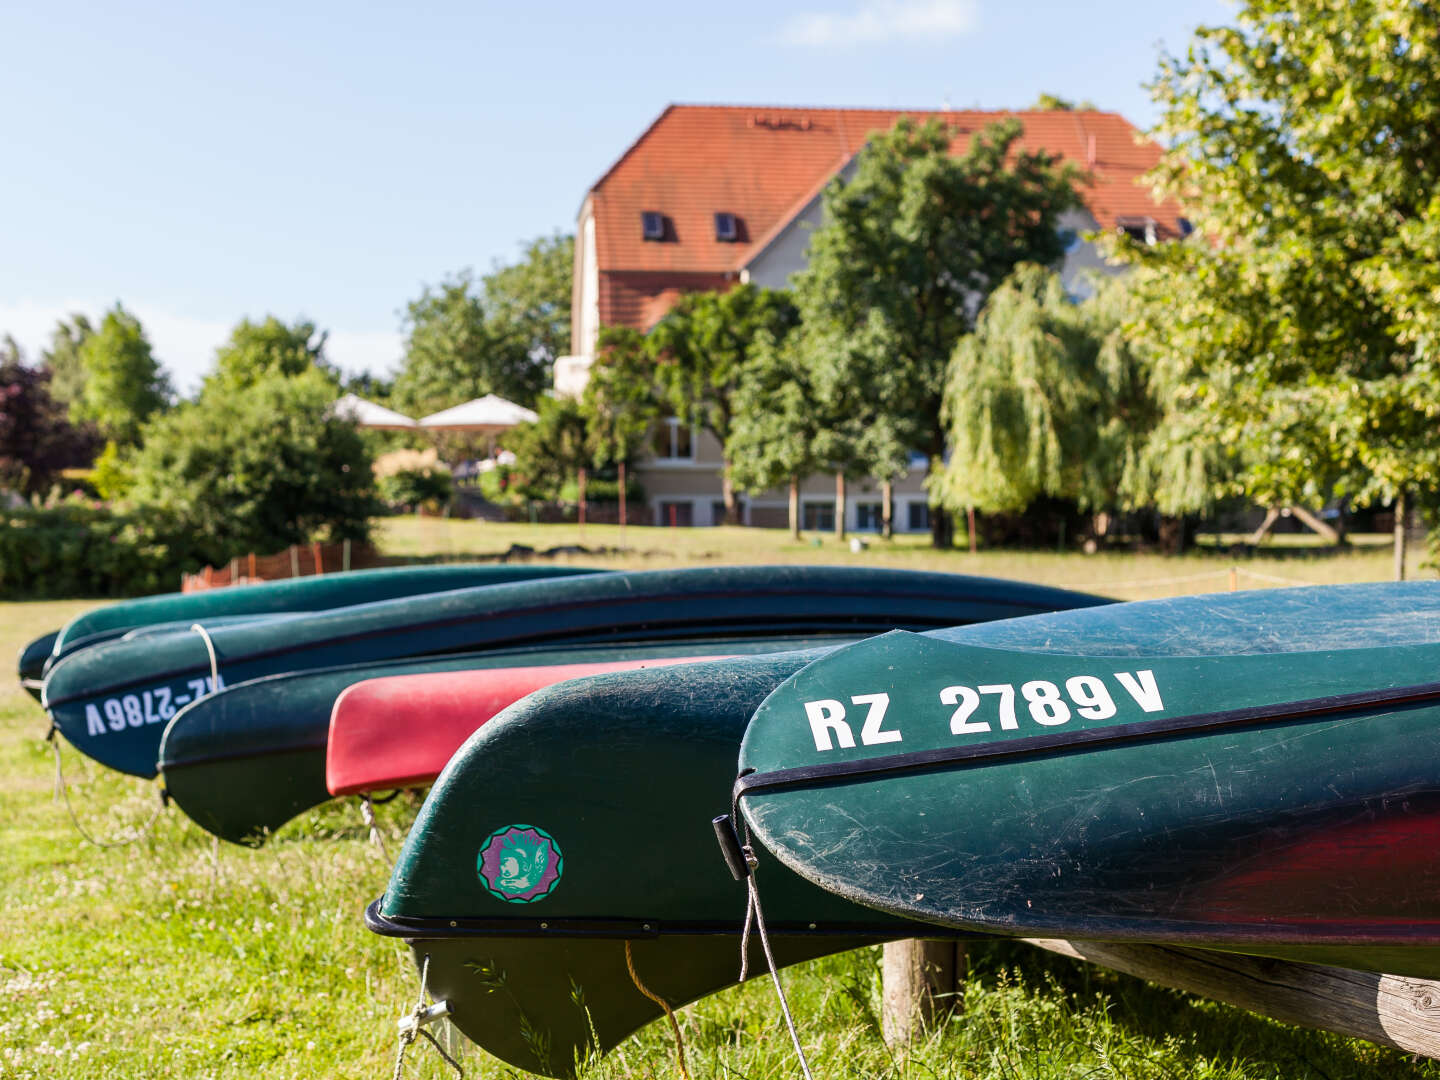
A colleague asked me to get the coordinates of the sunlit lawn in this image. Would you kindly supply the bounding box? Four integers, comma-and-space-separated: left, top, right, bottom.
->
2, 526, 1434, 1077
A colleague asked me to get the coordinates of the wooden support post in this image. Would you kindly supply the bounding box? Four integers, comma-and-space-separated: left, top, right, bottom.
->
1395, 490, 1408, 582
1229, 566, 1238, 591
882, 940, 964, 1046
343, 538, 352, 572
312, 542, 324, 575
1248, 507, 1281, 546
289, 545, 300, 578
1026, 939, 1440, 1061
247, 552, 256, 580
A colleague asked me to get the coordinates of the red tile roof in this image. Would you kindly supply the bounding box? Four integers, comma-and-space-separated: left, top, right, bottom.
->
586, 104, 1183, 329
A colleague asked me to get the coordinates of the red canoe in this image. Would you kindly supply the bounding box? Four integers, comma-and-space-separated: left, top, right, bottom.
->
326, 656, 727, 797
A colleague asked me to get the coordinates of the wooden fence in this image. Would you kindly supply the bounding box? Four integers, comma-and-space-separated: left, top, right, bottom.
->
180, 540, 390, 591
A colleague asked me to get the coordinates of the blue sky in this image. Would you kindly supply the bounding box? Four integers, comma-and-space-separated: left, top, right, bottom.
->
1, 0, 1229, 391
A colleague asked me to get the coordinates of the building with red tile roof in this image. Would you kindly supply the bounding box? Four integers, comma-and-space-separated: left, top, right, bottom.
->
556, 103, 1184, 531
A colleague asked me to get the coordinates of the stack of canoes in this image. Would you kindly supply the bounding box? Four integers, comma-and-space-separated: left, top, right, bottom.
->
32, 564, 1439, 1077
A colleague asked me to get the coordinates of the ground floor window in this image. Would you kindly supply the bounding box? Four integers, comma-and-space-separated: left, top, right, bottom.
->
855, 502, 883, 531
657, 500, 694, 527
802, 501, 835, 531
907, 501, 930, 532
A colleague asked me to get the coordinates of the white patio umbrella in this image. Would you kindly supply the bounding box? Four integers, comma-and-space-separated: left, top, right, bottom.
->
417, 394, 538, 433
335, 393, 417, 431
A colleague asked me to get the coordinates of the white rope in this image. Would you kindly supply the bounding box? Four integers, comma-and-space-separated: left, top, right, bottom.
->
48, 730, 164, 848
189, 623, 221, 690
1233, 567, 1309, 586
1102, 570, 1231, 590
739, 837, 814, 1080
392, 955, 463, 1079
359, 795, 389, 859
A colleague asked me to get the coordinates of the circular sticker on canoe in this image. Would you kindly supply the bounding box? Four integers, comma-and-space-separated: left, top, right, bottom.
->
477, 824, 563, 903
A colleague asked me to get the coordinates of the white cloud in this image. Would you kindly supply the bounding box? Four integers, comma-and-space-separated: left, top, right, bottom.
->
781, 0, 979, 47
0, 299, 400, 396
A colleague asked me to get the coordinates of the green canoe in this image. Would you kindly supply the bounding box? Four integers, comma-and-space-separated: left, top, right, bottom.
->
45, 563, 599, 671
17, 630, 59, 701
367, 652, 988, 1077
738, 581, 1440, 981
45, 567, 1106, 778
159, 637, 841, 846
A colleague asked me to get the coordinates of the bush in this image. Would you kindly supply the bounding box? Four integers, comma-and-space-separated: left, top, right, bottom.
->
374, 448, 452, 511
0, 497, 198, 599
126, 368, 377, 566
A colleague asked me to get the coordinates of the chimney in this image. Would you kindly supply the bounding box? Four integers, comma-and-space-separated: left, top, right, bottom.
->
1086, 133, 1097, 168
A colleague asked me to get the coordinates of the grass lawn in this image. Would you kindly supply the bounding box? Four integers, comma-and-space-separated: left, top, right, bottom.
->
2, 528, 1435, 1078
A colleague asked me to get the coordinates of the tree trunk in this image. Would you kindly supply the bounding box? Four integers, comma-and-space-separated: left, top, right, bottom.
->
1026, 938, 1440, 1061
1248, 507, 1281, 546
882, 940, 964, 1046
1395, 490, 1408, 582
930, 505, 952, 549
788, 476, 800, 539
835, 472, 847, 540
881, 480, 893, 539
1287, 504, 1341, 544
618, 462, 627, 529
967, 507, 977, 554
721, 462, 739, 525
577, 468, 587, 529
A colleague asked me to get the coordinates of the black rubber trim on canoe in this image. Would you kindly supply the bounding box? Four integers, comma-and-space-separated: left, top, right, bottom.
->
734, 677, 1440, 812
363, 898, 982, 941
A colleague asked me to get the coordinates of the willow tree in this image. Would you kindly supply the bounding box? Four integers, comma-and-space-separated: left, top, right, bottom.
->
936, 266, 1156, 541
791, 116, 1079, 547
1120, 0, 1440, 575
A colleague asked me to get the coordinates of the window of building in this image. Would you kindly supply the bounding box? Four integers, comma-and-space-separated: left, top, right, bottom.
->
658, 500, 694, 527
1116, 216, 1157, 245
855, 502, 883, 531
907, 502, 930, 532
641, 211, 665, 241
651, 417, 693, 461
714, 212, 738, 242
803, 501, 835, 532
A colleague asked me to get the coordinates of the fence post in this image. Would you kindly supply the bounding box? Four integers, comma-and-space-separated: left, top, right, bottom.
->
290, 545, 300, 578
882, 940, 964, 1046
312, 542, 325, 575
343, 538, 352, 572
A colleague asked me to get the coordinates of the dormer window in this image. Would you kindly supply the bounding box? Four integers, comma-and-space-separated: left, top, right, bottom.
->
641, 211, 665, 241
714, 212, 738, 242
1116, 216, 1157, 245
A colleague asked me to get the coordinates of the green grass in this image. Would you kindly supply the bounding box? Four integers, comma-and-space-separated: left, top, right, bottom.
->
2, 529, 1434, 1078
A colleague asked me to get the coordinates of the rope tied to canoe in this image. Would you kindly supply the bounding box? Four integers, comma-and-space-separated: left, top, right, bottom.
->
189, 622, 222, 692
623, 940, 691, 1080
47, 724, 165, 849
359, 795, 389, 859
731, 820, 814, 1080
391, 955, 462, 1079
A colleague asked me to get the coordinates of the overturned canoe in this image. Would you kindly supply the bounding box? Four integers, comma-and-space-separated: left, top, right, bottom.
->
47, 566, 1105, 778
326, 656, 733, 797
160, 638, 824, 845
45, 563, 598, 670
366, 653, 981, 1077
738, 581, 1440, 981
17, 629, 58, 700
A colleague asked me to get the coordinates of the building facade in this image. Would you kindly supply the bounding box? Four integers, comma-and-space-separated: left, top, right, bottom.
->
554, 104, 1186, 530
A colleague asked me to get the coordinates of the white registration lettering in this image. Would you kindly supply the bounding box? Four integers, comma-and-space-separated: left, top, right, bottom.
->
805, 699, 855, 752
85, 704, 105, 736
1115, 670, 1164, 712
941, 685, 987, 734
852, 693, 900, 745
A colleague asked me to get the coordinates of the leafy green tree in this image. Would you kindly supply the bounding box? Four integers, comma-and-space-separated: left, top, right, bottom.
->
649, 285, 799, 523
0, 337, 100, 495
505, 395, 592, 502
936, 265, 1157, 538
1030, 93, 1098, 111
1119, 0, 1440, 573
209, 316, 332, 390
41, 314, 93, 410
74, 304, 172, 447
483, 233, 573, 372
126, 368, 375, 565
583, 327, 661, 471
793, 116, 1080, 546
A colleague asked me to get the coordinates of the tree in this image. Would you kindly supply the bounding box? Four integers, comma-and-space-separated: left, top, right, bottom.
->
1119, 0, 1440, 574
0, 337, 100, 495
583, 327, 661, 471
936, 265, 1157, 540
792, 116, 1081, 547
483, 233, 573, 375
648, 285, 799, 523
1031, 93, 1098, 112
392, 236, 573, 419
41, 314, 92, 410
209, 316, 332, 390
505, 395, 592, 502
126, 368, 375, 565
74, 303, 171, 447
